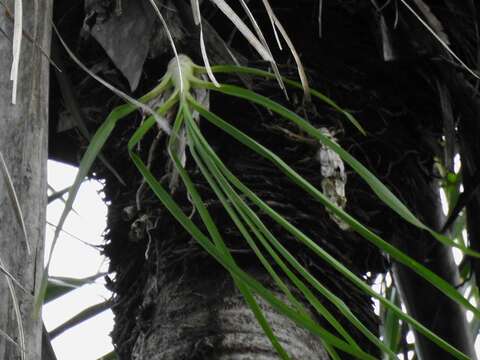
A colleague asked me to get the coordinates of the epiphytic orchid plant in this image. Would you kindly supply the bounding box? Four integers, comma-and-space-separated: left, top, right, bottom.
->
46, 55, 479, 360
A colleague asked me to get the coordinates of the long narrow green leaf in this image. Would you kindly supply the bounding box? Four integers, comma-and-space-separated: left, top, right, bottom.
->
49, 300, 112, 339
199, 64, 366, 135
97, 351, 117, 360
382, 285, 402, 358
187, 100, 471, 360
324, 344, 343, 360
45, 273, 106, 304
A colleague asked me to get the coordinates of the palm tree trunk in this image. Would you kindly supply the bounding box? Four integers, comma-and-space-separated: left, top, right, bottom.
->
127, 268, 328, 360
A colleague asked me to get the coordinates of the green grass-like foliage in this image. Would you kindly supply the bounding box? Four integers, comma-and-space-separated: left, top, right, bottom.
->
49, 55, 478, 359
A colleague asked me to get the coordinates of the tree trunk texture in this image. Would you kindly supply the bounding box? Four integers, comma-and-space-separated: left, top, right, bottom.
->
0, 1, 52, 360
129, 268, 328, 360
48, 1, 480, 359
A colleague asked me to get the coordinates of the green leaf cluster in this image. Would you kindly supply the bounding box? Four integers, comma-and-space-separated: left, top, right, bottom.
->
48, 56, 478, 359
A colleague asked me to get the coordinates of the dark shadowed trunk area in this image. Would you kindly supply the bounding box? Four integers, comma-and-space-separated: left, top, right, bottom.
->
47, 0, 479, 359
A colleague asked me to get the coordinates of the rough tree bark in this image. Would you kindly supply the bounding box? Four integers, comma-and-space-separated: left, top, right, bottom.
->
129, 268, 329, 360
0, 1, 52, 359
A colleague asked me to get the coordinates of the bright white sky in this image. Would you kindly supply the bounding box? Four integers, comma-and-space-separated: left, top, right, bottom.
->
44, 160, 113, 360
